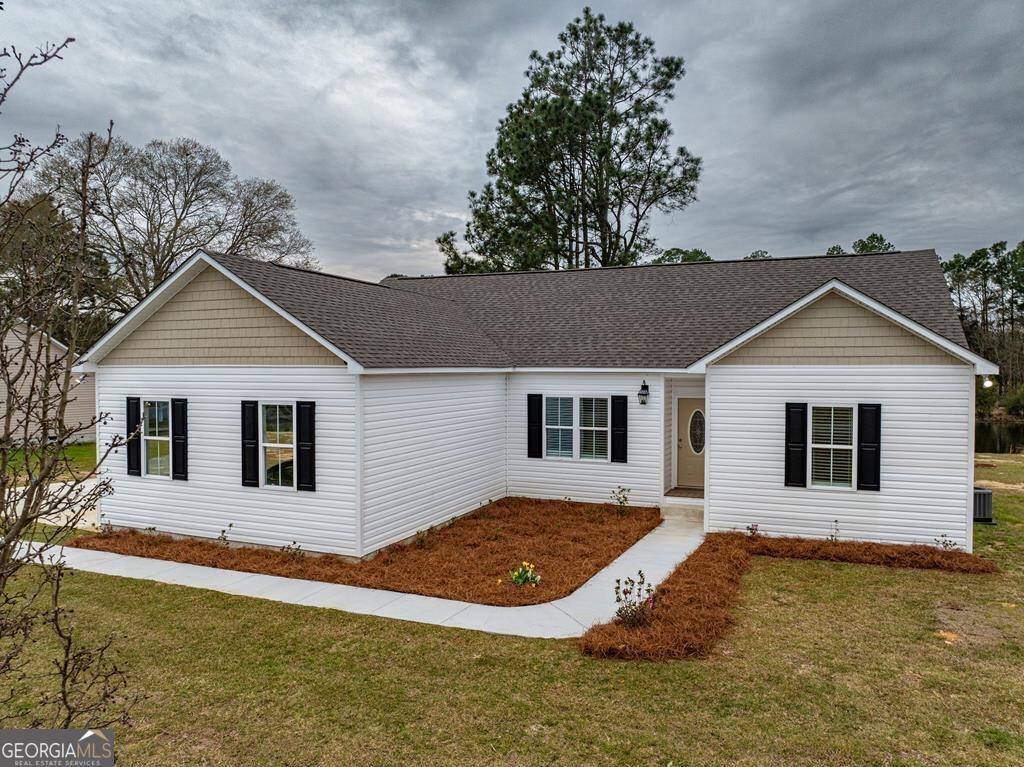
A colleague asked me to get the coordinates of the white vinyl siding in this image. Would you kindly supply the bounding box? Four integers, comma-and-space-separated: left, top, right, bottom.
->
96, 366, 359, 556
360, 373, 507, 553
508, 372, 662, 506
705, 364, 974, 550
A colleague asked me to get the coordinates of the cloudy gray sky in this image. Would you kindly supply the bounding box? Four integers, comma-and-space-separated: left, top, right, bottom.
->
6, 0, 1023, 280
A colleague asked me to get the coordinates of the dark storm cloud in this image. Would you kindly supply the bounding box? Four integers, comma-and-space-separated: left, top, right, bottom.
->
4, 0, 1023, 280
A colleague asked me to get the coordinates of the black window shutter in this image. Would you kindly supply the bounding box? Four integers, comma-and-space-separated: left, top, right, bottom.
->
610, 395, 628, 463
241, 400, 259, 487
784, 402, 807, 487
171, 398, 188, 480
126, 397, 141, 476
296, 401, 316, 492
857, 403, 882, 491
527, 394, 542, 458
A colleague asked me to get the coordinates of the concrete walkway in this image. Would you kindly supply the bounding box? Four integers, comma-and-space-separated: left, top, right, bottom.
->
55, 508, 705, 639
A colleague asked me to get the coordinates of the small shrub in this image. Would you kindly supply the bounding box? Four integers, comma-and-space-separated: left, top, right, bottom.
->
610, 486, 631, 514
827, 519, 840, 543
509, 561, 541, 587
614, 570, 655, 628
217, 523, 234, 547
96, 516, 114, 537
280, 540, 304, 560
413, 529, 429, 549
934, 534, 962, 552
745, 522, 759, 538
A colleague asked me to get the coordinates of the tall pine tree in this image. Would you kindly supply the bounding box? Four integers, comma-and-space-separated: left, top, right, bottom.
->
439, 8, 701, 273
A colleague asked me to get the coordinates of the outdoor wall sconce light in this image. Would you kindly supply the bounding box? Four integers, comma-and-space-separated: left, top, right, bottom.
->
638, 380, 650, 405
983, 376, 994, 388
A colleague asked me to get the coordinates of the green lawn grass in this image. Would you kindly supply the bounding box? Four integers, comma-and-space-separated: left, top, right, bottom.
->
7, 441, 96, 483
8, 458, 1024, 766
976, 452, 1024, 489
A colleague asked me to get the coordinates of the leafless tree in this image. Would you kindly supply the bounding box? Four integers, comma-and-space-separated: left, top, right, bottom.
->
1, 29, 135, 728
37, 134, 318, 315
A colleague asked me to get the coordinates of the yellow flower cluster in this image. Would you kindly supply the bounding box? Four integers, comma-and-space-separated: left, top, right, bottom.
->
508, 560, 541, 587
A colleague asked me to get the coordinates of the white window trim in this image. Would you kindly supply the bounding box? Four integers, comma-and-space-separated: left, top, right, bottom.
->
542, 395, 612, 463
808, 403, 857, 491
579, 396, 611, 462
259, 400, 297, 491
140, 397, 172, 481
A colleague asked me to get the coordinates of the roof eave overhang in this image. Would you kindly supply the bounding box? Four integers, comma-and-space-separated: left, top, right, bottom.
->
76, 250, 365, 372
686, 279, 998, 375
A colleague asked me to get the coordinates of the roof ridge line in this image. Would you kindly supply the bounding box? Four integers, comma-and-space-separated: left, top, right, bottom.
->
203, 249, 399, 292
386, 249, 935, 281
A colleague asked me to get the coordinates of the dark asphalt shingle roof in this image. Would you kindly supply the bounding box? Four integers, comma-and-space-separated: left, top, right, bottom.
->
210, 249, 967, 369
207, 251, 513, 368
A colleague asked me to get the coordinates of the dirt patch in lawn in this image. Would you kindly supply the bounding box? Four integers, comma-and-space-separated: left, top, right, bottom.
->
580, 532, 999, 661
935, 602, 1004, 648
976, 479, 1024, 494
68, 497, 661, 606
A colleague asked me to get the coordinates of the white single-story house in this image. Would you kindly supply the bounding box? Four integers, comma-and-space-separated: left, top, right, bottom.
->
75, 248, 996, 556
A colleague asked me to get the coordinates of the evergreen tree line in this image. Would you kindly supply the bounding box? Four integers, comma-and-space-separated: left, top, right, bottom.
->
942, 240, 1024, 411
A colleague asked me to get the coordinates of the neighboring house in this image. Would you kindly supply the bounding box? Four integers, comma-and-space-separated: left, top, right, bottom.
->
75, 248, 996, 556
2, 322, 95, 443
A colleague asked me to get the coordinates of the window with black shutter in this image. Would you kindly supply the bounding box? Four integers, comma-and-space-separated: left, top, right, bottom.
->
610, 395, 628, 463
527, 394, 542, 458
126, 397, 141, 476
171, 398, 188, 480
296, 401, 316, 492
784, 402, 807, 487
241, 401, 259, 487
857, 404, 881, 491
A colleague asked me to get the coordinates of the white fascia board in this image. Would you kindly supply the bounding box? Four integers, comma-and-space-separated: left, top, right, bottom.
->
358, 366, 700, 375
77, 251, 364, 372
686, 279, 998, 375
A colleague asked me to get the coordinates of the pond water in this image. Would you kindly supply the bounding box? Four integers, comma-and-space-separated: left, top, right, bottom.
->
976, 420, 1024, 453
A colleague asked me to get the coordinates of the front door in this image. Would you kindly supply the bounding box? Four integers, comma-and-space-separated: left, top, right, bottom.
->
676, 398, 706, 489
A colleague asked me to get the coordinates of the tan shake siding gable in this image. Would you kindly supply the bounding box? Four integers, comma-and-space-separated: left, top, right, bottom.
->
2, 324, 95, 441
717, 291, 962, 365
64, 372, 95, 436
103, 265, 343, 366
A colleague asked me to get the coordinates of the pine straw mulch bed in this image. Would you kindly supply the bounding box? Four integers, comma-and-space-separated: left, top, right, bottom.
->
67, 497, 661, 607
579, 532, 1000, 662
